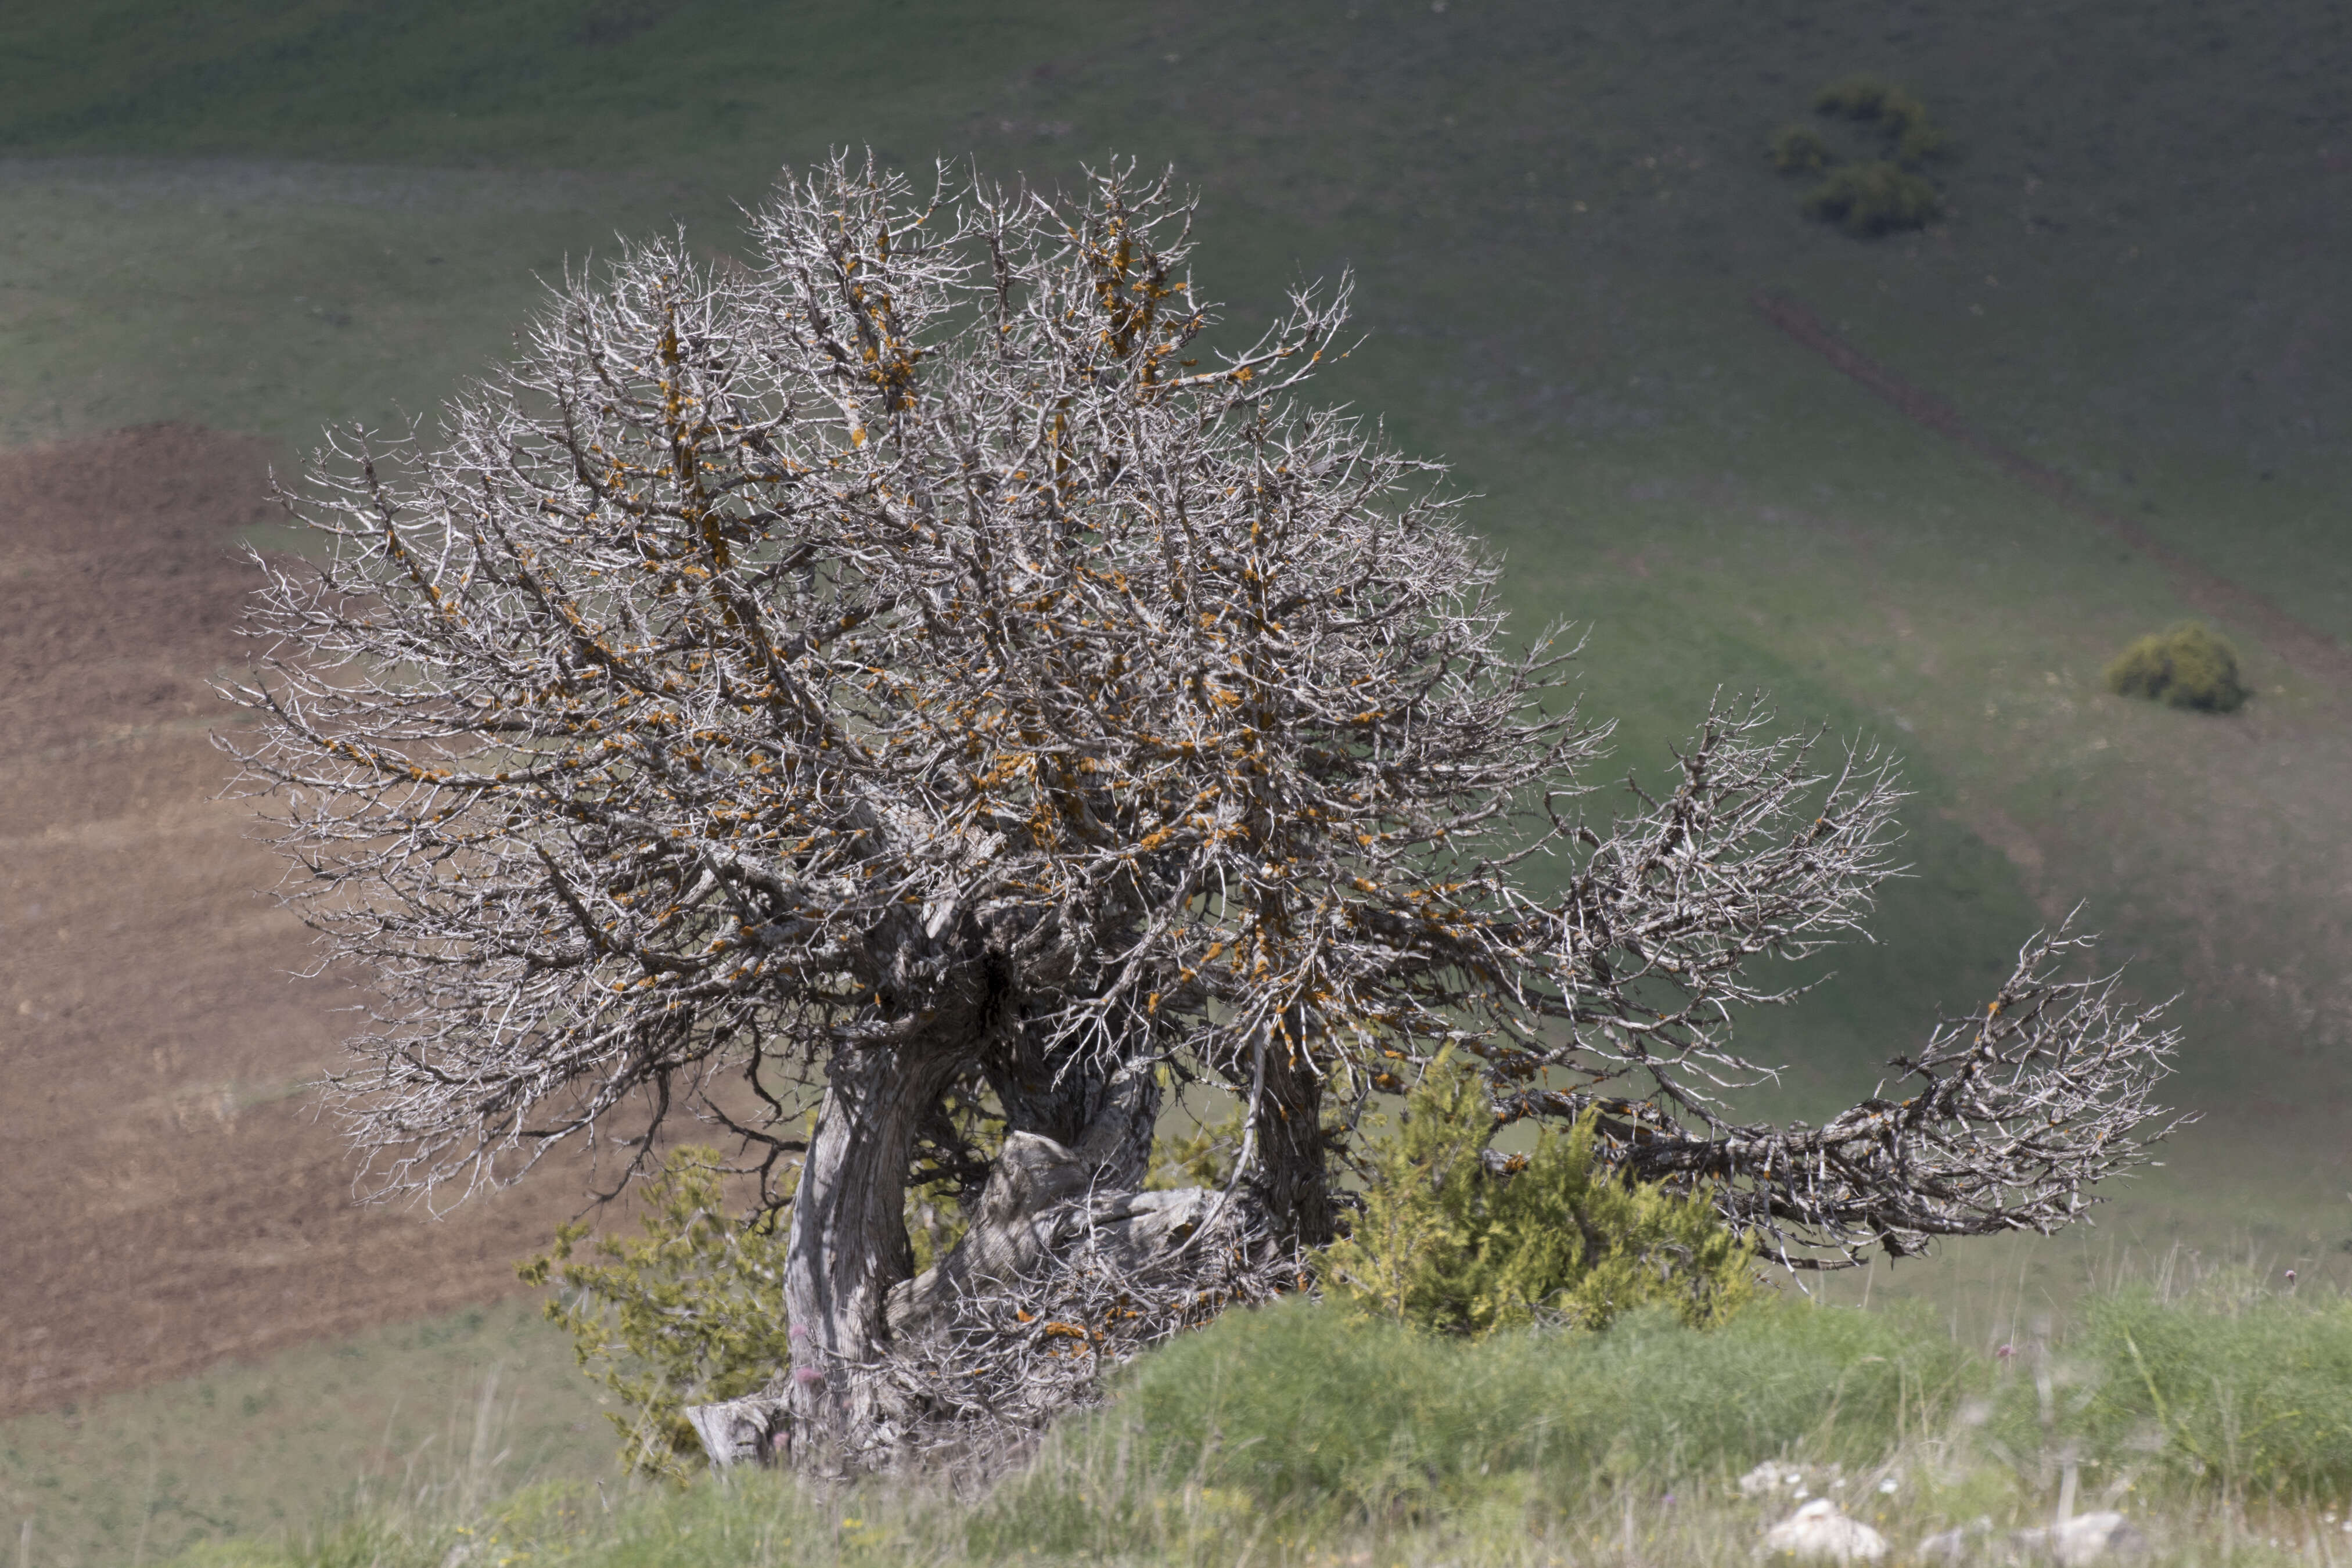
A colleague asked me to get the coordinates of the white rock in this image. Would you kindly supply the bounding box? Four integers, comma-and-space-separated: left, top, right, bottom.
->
2012, 1512, 2145, 1566
681, 1392, 790, 1468
1740, 1461, 1807, 1498
1762, 1499, 1890, 1563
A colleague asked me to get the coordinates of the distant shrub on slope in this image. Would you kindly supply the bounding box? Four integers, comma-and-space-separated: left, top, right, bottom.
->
1813, 77, 1945, 169
1803, 161, 1944, 236
2103, 622, 2249, 711
1771, 74, 1948, 237
1770, 123, 1835, 174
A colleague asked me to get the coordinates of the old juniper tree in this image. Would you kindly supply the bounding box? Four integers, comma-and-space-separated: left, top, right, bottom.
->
230, 154, 2180, 1461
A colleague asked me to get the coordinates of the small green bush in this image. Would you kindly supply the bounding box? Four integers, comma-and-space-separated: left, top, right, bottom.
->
2103, 621, 2249, 711
1785, 75, 1947, 234
1813, 74, 1896, 120
1802, 161, 1943, 236
1769, 123, 1834, 174
1317, 1053, 1756, 1337
518, 1147, 794, 1479
1887, 102, 1946, 167
1810, 77, 1940, 160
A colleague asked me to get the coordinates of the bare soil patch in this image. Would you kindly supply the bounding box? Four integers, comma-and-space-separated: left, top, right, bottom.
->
0, 426, 585, 1420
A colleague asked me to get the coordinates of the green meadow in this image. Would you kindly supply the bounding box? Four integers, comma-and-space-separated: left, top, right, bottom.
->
0, 1303, 607, 1568
108, 1283, 2352, 1568
3, 0, 2348, 1557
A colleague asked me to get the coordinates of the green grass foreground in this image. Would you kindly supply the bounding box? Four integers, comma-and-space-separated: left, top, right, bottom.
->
172, 1281, 2352, 1568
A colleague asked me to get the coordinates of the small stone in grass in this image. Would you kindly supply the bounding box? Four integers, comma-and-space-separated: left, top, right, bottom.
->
1763, 1499, 1889, 1563
1740, 1461, 1807, 1498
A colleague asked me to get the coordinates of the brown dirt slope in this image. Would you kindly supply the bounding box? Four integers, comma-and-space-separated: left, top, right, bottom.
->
0, 425, 584, 1420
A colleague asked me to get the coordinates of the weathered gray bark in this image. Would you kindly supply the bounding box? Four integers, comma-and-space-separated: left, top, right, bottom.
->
884, 1130, 1103, 1343
684, 1394, 790, 1467
781, 1041, 967, 1438
695, 1174, 1253, 1471
984, 1027, 1163, 1191
887, 1062, 1160, 1342
891, 1172, 1233, 1347
855, 1143, 1287, 1469
705, 1056, 1175, 1469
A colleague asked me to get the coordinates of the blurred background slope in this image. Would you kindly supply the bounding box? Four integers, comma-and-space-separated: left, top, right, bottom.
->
1, 1, 2346, 1556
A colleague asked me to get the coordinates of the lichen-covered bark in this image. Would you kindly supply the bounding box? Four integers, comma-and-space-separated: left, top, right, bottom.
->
782, 1042, 966, 1435
890, 1056, 1161, 1337
785, 1031, 1163, 1447
984, 1028, 1162, 1192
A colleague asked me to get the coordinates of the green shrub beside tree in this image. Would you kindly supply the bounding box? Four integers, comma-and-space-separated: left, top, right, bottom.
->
1319, 1054, 1757, 1337
519, 1149, 796, 1479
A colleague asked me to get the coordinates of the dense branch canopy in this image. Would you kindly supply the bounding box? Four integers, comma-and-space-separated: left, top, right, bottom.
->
226, 153, 2180, 1266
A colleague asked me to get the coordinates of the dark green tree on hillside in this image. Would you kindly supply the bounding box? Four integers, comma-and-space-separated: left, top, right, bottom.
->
228, 154, 2182, 1468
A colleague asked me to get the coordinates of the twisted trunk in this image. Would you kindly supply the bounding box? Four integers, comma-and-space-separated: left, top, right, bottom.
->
697, 1046, 1252, 1469
886, 1060, 1161, 1342
984, 1027, 1162, 1190
763, 1030, 1164, 1465
782, 1041, 966, 1441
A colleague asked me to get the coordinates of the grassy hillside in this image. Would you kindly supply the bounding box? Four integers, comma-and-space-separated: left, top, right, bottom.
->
3, 3, 2350, 1551
0, 1301, 606, 1568
135, 1283, 2352, 1568
8, 0, 2342, 590
5, 0, 2346, 1226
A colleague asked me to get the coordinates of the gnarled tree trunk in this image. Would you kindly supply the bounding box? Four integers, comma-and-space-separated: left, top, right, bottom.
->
887, 1060, 1161, 1342
984, 1026, 1162, 1191
718, 1046, 1171, 1469
774, 1027, 1166, 1454
782, 1041, 967, 1443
